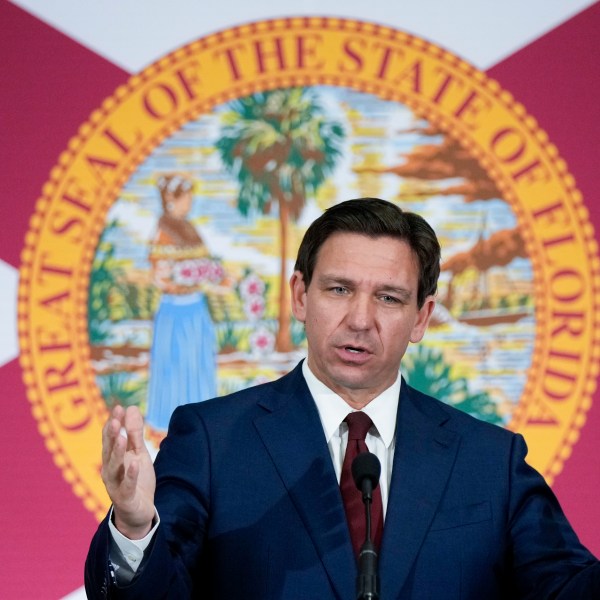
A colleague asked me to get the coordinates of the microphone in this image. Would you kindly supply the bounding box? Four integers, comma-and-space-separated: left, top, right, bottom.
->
351, 452, 381, 600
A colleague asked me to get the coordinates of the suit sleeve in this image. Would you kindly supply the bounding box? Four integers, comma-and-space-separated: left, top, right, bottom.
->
85, 405, 211, 599
507, 433, 600, 598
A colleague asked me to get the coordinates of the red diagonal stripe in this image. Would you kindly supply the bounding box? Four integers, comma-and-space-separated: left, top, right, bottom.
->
488, 1, 600, 557
0, 0, 129, 267
0, 2, 128, 597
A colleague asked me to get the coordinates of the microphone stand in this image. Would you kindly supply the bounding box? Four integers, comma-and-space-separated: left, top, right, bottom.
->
356, 471, 379, 599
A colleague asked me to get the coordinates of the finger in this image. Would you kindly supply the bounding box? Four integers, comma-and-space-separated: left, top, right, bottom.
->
123, 406, 147, 453
122, 457, 140, 494
101, 406, 125, 465
102, 429, 128, 488
112, 404, 125, 420
102, 405, 130, 478
101, 415, 120, 459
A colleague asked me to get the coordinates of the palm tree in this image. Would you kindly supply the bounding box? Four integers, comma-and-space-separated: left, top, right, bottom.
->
403, 345, 502, 425
88, 219, 128, 343
217, 87, 344, 352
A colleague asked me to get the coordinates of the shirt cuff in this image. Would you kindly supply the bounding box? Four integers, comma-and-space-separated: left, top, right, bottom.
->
108, 507, 160, 573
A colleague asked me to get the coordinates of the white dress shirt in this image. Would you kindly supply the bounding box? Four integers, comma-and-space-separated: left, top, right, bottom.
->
302, 359, 399, 518
109, 359, 401, 571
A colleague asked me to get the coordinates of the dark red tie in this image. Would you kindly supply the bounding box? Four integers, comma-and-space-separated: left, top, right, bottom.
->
340, 411, 384, 559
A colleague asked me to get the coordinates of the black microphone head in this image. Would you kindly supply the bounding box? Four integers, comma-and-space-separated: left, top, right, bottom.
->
351, 451, 381, 492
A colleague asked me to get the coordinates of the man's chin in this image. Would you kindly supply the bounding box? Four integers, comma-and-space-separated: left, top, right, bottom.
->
327, 368, 381, 396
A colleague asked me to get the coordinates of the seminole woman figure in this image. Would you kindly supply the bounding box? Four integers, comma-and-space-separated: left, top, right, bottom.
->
146, 174, 223, 445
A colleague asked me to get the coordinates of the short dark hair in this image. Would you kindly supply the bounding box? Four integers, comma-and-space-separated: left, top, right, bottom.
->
294, 198, 441, 308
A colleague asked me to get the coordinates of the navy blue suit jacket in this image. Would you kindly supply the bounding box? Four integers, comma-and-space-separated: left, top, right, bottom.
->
85, 361, 599, 599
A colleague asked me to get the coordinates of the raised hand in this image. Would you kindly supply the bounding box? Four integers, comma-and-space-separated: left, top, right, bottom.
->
101, 405, 156, 539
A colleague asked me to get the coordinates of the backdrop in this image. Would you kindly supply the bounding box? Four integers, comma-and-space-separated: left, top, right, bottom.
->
2, 1, 599, 598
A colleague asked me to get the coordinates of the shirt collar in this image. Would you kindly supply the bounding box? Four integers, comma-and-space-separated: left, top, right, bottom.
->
302, 359, 399, 448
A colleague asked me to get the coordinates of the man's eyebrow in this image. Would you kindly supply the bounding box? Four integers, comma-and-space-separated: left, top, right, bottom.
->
317, 275, 354, 287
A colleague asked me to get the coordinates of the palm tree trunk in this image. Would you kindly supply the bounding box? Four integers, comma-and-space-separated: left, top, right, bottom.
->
275, 198, 293, 352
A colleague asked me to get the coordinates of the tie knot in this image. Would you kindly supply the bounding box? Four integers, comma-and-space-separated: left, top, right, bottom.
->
344, 411, 374, 441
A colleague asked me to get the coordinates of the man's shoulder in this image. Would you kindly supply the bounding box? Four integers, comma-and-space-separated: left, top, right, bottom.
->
173, 361, 306, 420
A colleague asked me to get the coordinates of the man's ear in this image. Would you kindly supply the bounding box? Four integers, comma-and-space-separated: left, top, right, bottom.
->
410, 296, 436, 343
290, 271, 307, 323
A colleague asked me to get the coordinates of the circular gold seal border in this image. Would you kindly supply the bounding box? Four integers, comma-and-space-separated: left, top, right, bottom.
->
18, 17, 600, 518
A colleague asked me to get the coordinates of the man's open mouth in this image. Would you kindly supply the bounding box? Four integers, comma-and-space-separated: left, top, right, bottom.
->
345, 346, 366, 353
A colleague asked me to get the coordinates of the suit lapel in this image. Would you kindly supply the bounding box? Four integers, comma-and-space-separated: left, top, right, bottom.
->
253, 364, 355, 600
379, 381, 460, 599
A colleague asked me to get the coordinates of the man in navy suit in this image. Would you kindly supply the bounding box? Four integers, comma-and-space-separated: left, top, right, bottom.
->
86, 198, 599, 598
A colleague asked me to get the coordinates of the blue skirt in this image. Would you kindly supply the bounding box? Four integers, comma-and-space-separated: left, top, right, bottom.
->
146, 292, 217, 432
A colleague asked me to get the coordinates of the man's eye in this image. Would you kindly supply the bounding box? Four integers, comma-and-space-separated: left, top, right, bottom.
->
332, 287, 348, 295
381, 295, 400, 304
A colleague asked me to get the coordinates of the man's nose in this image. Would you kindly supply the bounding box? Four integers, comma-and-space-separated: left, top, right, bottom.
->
345, 294, 375, 330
